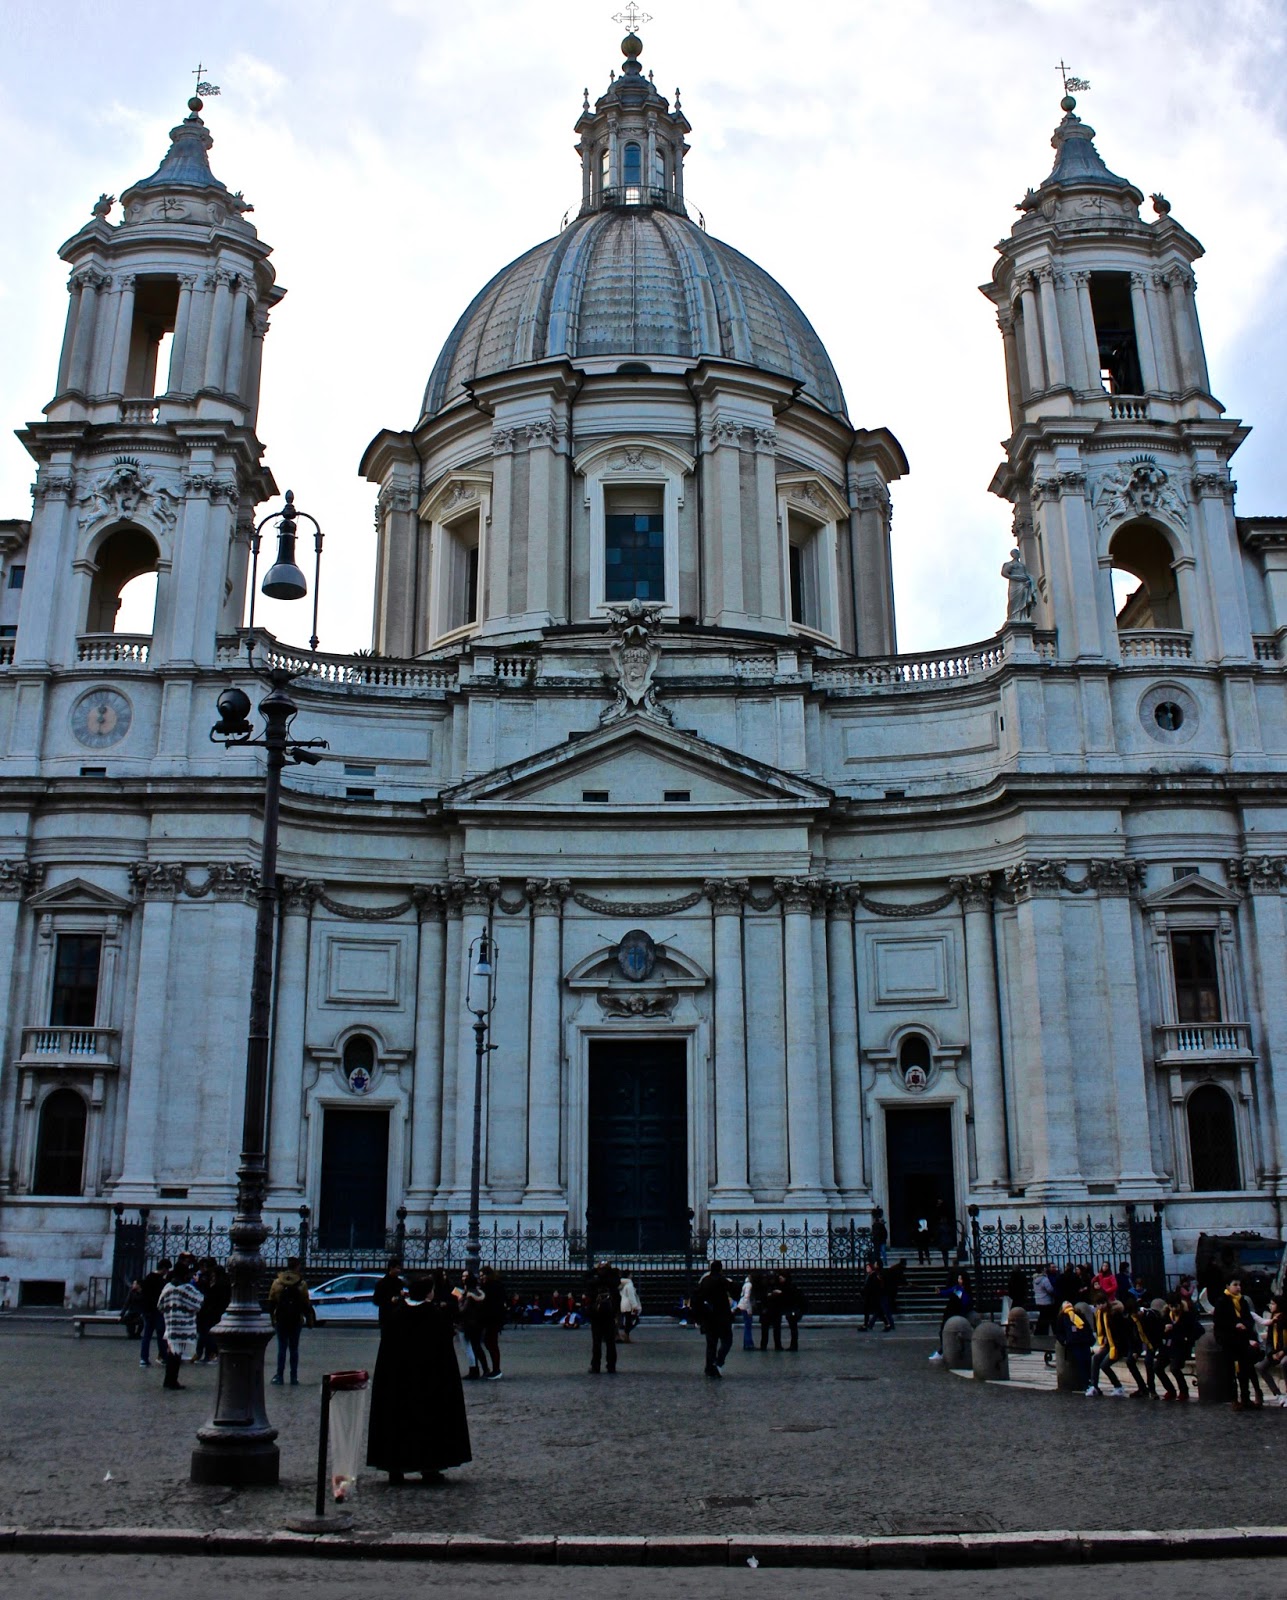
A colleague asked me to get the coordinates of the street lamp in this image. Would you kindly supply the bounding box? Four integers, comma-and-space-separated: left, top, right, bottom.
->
191, 502, 328, 1488
465, 929, 497, 1277
245, 489, 325, 650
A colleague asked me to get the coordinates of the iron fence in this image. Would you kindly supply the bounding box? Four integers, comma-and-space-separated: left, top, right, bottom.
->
968, 1207, 1165, 1309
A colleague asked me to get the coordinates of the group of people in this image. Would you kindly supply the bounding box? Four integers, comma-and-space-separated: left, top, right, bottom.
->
123, 1255, 233, 1389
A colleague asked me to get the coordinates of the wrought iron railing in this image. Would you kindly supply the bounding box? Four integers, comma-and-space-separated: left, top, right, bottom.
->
968, 1208, 1165, 1309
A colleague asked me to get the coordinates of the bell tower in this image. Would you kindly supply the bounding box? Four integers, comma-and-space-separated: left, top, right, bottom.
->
985, 87, 1253, 666
14, 94, 284, 672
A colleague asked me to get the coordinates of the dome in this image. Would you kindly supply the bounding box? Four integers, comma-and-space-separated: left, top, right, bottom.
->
422, 207, 847, 421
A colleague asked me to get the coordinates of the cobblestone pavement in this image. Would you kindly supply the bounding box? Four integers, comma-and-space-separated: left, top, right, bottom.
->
1, 1320, 1282, 1538
4, 1557, 1287, 1600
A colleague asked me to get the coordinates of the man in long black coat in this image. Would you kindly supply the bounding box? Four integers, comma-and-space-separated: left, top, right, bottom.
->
693, 1260, 735, 1377
367, 1272, 471, 1483
588, 1260, 621, 1374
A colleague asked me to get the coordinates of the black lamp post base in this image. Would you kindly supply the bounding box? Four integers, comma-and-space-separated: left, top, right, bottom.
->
191, 1438, 281, 1487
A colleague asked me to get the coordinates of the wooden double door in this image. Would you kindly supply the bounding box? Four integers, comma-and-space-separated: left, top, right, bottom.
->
587, 1039, 689, 1254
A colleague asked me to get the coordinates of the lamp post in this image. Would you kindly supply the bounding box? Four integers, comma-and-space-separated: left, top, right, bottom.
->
465, 930, 497, 1277
191, 501, 327, 1487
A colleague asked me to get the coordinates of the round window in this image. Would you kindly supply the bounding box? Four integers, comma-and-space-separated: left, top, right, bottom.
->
1139, 684, 1199, 744
1153, 700, 1184, 732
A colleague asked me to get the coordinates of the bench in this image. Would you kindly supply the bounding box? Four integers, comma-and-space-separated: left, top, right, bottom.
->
72, 1313, 132, 1337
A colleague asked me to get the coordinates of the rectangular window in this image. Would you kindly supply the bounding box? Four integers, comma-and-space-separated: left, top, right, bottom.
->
787, 509, 824, 632
436, 508, 481, 637
8, 565, 24, 590
50, 934, 102, 1027
604, 485, 665, 602
0, 625, 16, 639
582, 789, 610, 803
1089, 272, 1143, 395
1172, 930, 1221, 1023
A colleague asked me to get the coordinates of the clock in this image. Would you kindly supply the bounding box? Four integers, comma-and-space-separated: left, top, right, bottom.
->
71, 687, 132, 749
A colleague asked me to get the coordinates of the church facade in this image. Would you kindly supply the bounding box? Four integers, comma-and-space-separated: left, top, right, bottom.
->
2, 33, 1286, 1303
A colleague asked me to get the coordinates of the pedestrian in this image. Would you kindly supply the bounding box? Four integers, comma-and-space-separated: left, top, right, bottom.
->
870, 1209, 888, 1267
157, 1261, 203, 1391
1128, 1292, 1166, 1397
1092, 1261, 1118, 1299
1158, 1287, 1201, 1402
1055, 1300, 1093, 1390
692, 1259, 735, 1378
373, 1257, 406, 1325
736, 1273, 755, 1350
758, 1272, 785, 1350
138, 1256, 171, 1367
779, 1270, 807, 1349
588, 1260, 621, 1374
366, 1271, 471, 1485
914, 1217, 931, 1266
1255, 1295, 1286, 1403
1213, 1275, 1264, 1410
1088, 1295, 1138, 1397
619, 1273, 642, 1342
454, 1270, 489, 1378
861, 1262, 893, 1332
479, 1264, 507, 1380
1033, 1263, 1057, 1337
934, 1204, 954, 1270
194, 1258, 230, 1363
118, 1278, 144, 1340
928, 1270, 970, 1361
268, 1256, 315, 1386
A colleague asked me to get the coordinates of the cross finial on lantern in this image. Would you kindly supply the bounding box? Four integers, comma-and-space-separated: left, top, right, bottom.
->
1057, 60, 1090, 97
613, 5, 652, 31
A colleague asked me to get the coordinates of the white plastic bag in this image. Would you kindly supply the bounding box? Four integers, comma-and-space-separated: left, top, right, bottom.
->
329, 1377, 370, 1502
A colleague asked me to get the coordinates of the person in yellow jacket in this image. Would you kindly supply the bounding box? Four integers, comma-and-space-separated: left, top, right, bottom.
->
1089, 1296, 1136, 1397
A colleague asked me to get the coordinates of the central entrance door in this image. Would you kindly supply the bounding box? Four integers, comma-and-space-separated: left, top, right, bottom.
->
318, 1108, 390, 1250
587, 1039, 688, 1254
885, 1106, 954, 1249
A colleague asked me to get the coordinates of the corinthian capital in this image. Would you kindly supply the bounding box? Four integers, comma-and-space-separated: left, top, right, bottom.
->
526, 877, 571, 914
703, 877, 750, 913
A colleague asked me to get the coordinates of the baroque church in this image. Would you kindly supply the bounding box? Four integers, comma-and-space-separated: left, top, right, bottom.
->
2, 29, 1286, 1304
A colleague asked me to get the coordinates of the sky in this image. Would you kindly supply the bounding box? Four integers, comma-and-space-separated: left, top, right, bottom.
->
1, 0, 1285, 656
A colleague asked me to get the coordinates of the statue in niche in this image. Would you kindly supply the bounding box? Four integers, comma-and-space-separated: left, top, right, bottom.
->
1001, 548, 1037, 622
601, 597, 672, 726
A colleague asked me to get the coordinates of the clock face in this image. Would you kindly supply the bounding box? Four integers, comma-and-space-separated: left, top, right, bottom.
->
71, 688, 132, 749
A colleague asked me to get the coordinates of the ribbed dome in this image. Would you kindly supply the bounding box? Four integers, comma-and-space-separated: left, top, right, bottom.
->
422, 207, 847, 420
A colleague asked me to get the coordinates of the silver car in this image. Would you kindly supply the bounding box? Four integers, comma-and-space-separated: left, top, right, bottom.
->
308, 1272, 383, 1324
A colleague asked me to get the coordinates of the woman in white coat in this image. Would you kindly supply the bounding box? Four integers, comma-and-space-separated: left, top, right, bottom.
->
619, 1274, 642, 1341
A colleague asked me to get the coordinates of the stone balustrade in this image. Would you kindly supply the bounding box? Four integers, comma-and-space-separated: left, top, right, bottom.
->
76, 633, 151, 664
1157, 1021, 1252, 1056
1118, 629, 1193, 661
21, 1024, 118, 1062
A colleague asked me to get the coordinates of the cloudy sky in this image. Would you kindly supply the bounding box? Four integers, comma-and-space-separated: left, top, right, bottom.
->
2, 0, 1284, 655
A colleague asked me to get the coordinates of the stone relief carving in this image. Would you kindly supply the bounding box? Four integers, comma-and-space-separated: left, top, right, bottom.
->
597, 989, 677, 1018
1190, 472, 1236, 502
1227, 857, 1287, 893
571, 888, 704, 916
1093, 457, 1188, 534
77, 458, 182, 533
607, 448, 658, 472
185, 474, 240, 505
0, 860, 45, 900
601, 598, 672, 727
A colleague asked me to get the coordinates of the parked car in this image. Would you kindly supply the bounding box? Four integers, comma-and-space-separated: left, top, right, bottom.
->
308, 1273, 383, 1324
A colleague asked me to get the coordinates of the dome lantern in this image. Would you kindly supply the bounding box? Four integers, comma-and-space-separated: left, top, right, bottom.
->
574, 28, 690, 217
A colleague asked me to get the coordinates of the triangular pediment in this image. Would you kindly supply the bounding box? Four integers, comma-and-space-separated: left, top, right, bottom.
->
444, 713, 832, 814
27, 876, 133, 913
1141, 872, 1241, 910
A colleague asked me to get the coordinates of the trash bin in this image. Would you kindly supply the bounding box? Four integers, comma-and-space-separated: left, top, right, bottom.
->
325, 1370, 369, 1504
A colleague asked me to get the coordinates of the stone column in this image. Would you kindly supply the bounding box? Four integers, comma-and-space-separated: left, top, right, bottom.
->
777, 878, 825, 1204
1230, 859, 1287, 1193
166, 274, 197, 393
408, 887, 446, 1203
222, 281, 252, 400
202, 269, 234, 391
1094, 863, 1158, 1191
67, 270, 107, 394
996, 307, 1025, 423
1072, 271, 1101, 389
245, 303, 270, 425
452, 880, 498, 1210
1166, 267, 1204, 392
0, 864, 41, 1194
1036, 267, 1066, 388
56, 273, 83, 394
825, 884, 865, 1199
435, 888, 464, 1204
525, 878, 569, 1203
953, 873, 1009, 1191
705, 879, 752, 1202
1005, 862, 1083, 1198
106, 274, 136, 396
1144, 273, 1177, 390
811, 901, 837, 1195
267, 880, 312, 1197
1129, 272, 1159, 391
115, 865, 182, 1195
1019, 281, 1046, 394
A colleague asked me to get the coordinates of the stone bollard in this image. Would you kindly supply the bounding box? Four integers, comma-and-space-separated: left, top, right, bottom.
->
1195, 1331, 1232, 1404
1006, 1305, 1032, 1352
942, 1314, 974, 1369
1054, 1341, 1083, 1392
973, 1319, 1010, 1381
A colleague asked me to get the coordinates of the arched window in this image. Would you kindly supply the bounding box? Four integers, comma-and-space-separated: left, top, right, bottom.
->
342, 1033, 377, 1094
899, 1034, 932, 1075
623, 141, 642, 198
86, 526, 160, 636
33, 1089, 87, 1195
1187, 1084, 1240, 1191
1109, 523, 1182, 631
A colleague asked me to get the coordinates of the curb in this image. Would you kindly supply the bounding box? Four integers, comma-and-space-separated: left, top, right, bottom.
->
3, 1525, 1287, 1568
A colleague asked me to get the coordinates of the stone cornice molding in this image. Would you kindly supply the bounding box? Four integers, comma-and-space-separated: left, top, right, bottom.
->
0, 859, 45, 901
